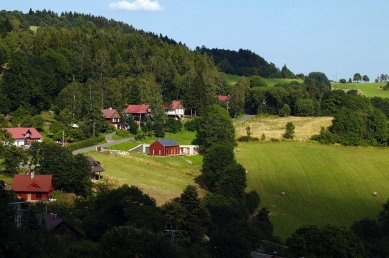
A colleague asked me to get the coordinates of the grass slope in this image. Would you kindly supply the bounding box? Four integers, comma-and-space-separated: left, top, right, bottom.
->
332, 82, 389, 97
226, 74, 303, 87
236, 142, 389, 240
87, 151, 203, 205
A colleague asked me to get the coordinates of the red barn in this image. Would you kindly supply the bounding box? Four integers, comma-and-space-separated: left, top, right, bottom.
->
149, 139, 181, 156
12, 174, 54, 202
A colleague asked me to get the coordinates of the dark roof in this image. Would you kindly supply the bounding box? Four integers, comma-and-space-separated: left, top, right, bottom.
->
12, 174, 54, 193
87, 156, 105, 173
43, 213, 63, 229
156, 139, 179, 146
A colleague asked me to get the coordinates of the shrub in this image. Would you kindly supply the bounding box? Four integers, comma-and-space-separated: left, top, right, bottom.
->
283, 122, 295, 139
116, 129, 130, 138
67, 135, 105, 152
184, 118, 201, 131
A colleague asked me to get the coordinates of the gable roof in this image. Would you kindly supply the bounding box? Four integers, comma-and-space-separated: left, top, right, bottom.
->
4, 127, 43, 140
102, 108, 119, 119
12, 174, 54, 193
163, 100, 183, 110
218, 95, 231, 102
156, 139, 179, 147
43, 213, 64, 229
126, 104, 150, 114
87, 156, 105, 173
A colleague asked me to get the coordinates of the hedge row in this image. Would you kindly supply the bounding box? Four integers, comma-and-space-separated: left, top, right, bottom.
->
67, 135, 106, 152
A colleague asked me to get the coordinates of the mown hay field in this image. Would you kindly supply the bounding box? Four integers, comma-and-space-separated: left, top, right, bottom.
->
235, 116, 334, 141
86, 151, 204, 206
236, 142, 389, 240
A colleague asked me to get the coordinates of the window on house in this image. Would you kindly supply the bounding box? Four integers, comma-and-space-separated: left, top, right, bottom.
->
112, 118, 116, 122
36, 193, 42, 199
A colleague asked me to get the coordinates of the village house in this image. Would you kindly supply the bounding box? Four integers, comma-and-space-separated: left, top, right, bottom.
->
125, 104, 150, 124
102, 108, 122, 129
217, 95, 231, 109
42, 213, 82, 240
87, 156, 104, 180
3, 126, 43, 148
12, 173, 54, 202
163, 100, 185, 120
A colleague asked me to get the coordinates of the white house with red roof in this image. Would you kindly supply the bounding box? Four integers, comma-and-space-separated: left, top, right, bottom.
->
163, 100, 185, 120
125, 104, 150, 123
102, 108, 122, 129
12, 173, 54, 202
3, 127, 43, 148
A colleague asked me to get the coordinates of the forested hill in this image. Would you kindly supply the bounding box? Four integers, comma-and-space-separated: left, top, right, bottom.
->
0, 9, 230, 116
196, 46, 299, 79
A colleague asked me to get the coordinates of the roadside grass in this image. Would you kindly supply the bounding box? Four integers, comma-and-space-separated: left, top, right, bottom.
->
86, 151, 203, 205
332, 82, 389, 97
236, 142, 389, 240
235, 116, 333, 142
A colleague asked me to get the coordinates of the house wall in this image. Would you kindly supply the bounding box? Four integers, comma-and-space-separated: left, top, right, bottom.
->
16, 191, 51, 201
150, 141, 165, 156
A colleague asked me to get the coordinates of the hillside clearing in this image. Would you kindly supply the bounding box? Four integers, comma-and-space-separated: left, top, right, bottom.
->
86, 151, 204, 205
235, 116, 333, 141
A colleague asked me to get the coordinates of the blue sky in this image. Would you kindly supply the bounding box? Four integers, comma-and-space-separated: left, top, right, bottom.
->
3, 0, 389, 82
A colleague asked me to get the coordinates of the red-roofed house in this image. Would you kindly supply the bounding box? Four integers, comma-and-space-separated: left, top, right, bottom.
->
102, 108, 122, 129
217, 95, 231, 109
12, 174, 54, 202
163, 100, 185, 120
125, 104, 150, 123
4, 127, 43, 148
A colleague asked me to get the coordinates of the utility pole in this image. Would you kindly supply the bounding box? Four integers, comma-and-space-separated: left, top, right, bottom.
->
9, 202, 25, 228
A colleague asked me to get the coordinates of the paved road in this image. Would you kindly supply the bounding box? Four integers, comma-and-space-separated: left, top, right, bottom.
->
234, 114, 255, 123
72, 132, 134, 155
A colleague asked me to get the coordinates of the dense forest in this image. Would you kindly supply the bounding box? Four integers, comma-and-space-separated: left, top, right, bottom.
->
196, 46, 302, 79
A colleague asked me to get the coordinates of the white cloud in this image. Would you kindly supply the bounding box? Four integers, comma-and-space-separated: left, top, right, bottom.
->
108, 0, 163, 11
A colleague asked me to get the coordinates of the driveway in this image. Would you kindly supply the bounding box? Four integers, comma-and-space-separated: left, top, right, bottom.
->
72, 133, 134, 155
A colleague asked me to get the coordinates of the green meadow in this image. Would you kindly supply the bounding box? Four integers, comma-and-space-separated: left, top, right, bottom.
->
236, 141, 389, 240
91, 133, 389, 241
332, 82, 389, 97
227, 74, 303, 87
86, 151, 203, 206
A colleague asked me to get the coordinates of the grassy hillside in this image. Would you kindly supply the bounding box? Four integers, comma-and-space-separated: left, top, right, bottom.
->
332, 82, 389, 97
86, 151, 203, 206
227, 74, 389, 97
226, 74, 303, 87
237, 142, 389, 240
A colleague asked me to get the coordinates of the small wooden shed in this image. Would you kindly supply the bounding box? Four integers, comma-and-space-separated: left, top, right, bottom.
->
149, 139, 181, 156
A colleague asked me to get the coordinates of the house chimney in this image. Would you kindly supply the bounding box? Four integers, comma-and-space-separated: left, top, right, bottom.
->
272, 252, 278, 258
50, 213, 54, 219
53, 214, 57, 219
109, 107, 112, 110
18, 124, 21, 128
31, 172, 34, 179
